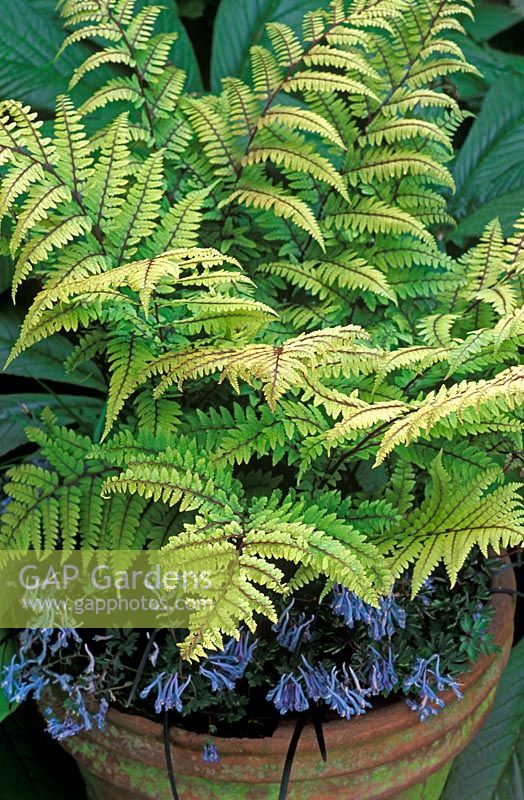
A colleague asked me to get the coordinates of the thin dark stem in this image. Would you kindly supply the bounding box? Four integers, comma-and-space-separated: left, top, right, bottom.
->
279, 715, 307, 800
313, 711, 327, 763
163, 710, 180, 800
125, 629, 159, 708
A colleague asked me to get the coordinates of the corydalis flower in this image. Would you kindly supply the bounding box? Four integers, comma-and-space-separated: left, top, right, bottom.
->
404, 654, 463, 722
272, 600, 314, 652
222, 631, 258, 667
299, 658, 371, 720
203, 741, 220, 764
43, 685, 108, 741
331, 585, 406, 640
199, 631, 257, 692
368, 646, 398, 695
140, 672, 191, 714
266, 673, 309, 714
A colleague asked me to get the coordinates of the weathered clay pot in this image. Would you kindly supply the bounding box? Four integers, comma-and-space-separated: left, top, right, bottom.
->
57, 567, 515, 800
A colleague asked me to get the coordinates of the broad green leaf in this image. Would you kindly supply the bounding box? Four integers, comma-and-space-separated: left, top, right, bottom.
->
442, 637, 524, 800
0, 0, 113, 113
452, 74, 524, 223
210, 0, 329, 93
0, 311, 105, 390
452, 39, 524, 103
0, 393, 103, 457
464, 1, 521, 41
0, 0, 201, 114
0, 630, 16, 723
450, 189, 524, 245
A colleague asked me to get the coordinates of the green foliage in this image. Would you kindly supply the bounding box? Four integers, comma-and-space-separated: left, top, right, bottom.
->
442, 636, 524, 800
1, 0, 524, 660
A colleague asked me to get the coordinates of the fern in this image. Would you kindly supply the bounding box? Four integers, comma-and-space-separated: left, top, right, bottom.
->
1, 0, 523, 662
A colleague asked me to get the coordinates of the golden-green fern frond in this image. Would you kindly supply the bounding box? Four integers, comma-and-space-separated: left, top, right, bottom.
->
84, 112, 131, 228
79, 77, 143, 116
103, 332, 157, 438
348, 149, 455, 191
147, 186, 211, 251
184, 96, 238, 177
10, 183, 72, 256
12, 214, 92, 298
54, 95, 93, 191
376, 366, 524, 464
381, 457, 524, 594
0, 162, 43, 224
258, 105, 345, 149
242, 136, 349, 201
326, 198, 433, 243
109, 150, 164, 263
69, 48, 134, 89
150, 325, 367, 408
223, 171, 324, 247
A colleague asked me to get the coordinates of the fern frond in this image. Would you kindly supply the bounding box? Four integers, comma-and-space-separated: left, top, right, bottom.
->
224, 173, 324, 247
376, 366, 524, 464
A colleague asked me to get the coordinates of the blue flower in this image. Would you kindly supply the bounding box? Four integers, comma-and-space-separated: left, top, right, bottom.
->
297, 658, 371, 720
221, 631, 258, 667
266, 673, 309, 714
272, 601, 314, 652
140, 672, 191, 714
368, 646, 398, 695
331, 585, 406, 641
331, 585, 371, 628
404, 654, 463, 722
203, 741, 220, 763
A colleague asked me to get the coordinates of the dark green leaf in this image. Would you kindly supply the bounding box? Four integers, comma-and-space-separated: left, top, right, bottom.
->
452, 74, 524, 222
442, 637, 524, 800
450, 189, 524, 245
464, 1, 521, 42
0, 0, 201, 114
210, 0, 329, 93
0, 393, 103, 457
0, 311, 105, 390
0, 0, 114, 113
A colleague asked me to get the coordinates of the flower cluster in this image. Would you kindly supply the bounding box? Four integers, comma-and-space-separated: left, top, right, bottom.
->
1, 628, 109, 741
199, 631, 257, 692
367, 646, 399, 695
272, 601, 314, 652
140, 671, 192, 714
267, 657, 371, 720
404, 654, 463, 722
331, 585, 406, 640
203, 740, 220, 764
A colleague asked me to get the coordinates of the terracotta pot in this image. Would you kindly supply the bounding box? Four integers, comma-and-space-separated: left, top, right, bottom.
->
56, 567, 515, 800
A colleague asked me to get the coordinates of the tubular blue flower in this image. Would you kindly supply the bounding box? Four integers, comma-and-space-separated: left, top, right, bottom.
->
299, 657, 330, 702
272, 601, 314, 652
199, 654, 246, 692
221, 631, 258, 667
331, 586, 406, 641
404, 654, 463, 722
140, 672, 191, 714
203, 741, 220, 764
266, 673, 309, 714
370, 595, 407, 640
368, 646, 398, 695
298, 658, 371, 720
330, 585, 371, 628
